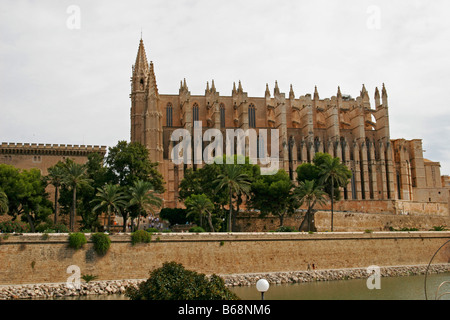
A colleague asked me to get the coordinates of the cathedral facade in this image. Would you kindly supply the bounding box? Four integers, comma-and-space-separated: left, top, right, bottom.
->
130, 39, 448, 212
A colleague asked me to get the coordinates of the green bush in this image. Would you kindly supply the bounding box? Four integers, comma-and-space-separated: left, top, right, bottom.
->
91, 233, 111, 255
0, 220, 30, 233
125, 261, 240, 300
145, 227, 159, 233
131, 230, 152, 245
81, 274, 99, 283
68, 232, 87, 249
36, 223, 69, 233
275, 226, 297, 232
189, 226, 205, 233
430, 225, 447, 231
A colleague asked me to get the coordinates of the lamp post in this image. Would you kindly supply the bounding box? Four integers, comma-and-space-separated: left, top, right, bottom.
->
256, 279, 270, 300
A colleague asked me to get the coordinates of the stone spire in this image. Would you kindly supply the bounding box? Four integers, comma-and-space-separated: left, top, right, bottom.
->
238, 80, 244, 94
337, 86, 342, 99
134, 39, 149, 75
289, 84, 295, 100
382, 83, 388, 108
265, 83, 271, 98
314, 86, 319, 100
232, 82, 237, 95
274, 81, 280, 96
211, 79, 216, 93
361, 84, 369, 100
146, 61, 159, 98
374, 87, 381, 107
205, 81, 210, 95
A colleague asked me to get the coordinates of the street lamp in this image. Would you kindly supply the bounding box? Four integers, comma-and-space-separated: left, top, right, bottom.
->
256, 279, 270, 300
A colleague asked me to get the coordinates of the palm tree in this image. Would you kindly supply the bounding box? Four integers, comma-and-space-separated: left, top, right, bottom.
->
318, 156, 351, 232
91, 184, 128, 232
185, 194, 215, 232
294, 180, 327, 232
214, 165, 251, 232
0, 190, 8, 214
128, 180, 162, 231
62, 161, 93, 231
47, 165, 65, 225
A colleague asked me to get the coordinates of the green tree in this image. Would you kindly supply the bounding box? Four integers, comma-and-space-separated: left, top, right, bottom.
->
250, 170, 298, 227
125, 261, 239, 300
294, 180, 328, 232
106, 141, 165, 193
91, 184, 128, 232
0, 189, 8, 214
317, 154, 352, 231
46, 164, 65, 225
0, 164, 53, 232
185, 194, 215, 232
62, 161, 93, 231
214, 164, 252, 232
128, 180, 162, 232
56, 154, 109, 232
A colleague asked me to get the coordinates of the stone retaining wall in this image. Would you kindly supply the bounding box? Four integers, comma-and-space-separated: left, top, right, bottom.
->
1, 232, 449, 287
1, 264, 448, 300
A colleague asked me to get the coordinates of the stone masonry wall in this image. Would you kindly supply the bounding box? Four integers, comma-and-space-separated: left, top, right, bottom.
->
0, 232, 449, 286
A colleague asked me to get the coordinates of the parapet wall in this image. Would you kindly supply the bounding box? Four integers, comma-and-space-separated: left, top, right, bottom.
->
0, 232, 449, 285
236, 210, 450, 232
0, 142, 107, 156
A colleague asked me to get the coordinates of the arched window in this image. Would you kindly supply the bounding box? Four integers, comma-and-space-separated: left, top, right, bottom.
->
220, 103, 226, 128
193, 103, 199, 122
249, 104, 256, 128
166, 103, 173, 127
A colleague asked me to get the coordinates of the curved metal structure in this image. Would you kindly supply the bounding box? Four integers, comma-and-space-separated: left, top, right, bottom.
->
424, 239, 450, 300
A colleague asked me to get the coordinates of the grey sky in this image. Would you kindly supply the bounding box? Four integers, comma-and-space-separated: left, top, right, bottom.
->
1, 0, 449, 174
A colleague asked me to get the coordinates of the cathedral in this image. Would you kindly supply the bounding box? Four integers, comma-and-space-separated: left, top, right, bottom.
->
130, 39, 448, 214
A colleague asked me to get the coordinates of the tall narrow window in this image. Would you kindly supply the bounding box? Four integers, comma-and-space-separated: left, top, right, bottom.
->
193, 103, 199, 122
220, 103, 226, 128
249, 104, 256, 128
166, 103, 173, 127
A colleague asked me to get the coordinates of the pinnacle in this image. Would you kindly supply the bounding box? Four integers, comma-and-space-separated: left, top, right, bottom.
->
134, 38, 149, 74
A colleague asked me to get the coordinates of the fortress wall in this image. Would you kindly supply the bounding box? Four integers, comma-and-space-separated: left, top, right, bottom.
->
0, 232, 449, 285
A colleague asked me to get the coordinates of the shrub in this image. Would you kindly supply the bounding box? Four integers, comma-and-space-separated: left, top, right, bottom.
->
53, 224, 70, 233
125, 261, 240, 300
36, 223, 69, 233
0, 220, 30, 233
68, 232, 87, 249
145, 227, 159, 233
189, 226, 205, 233
275, 226, 297, 232
82, 274, 99, 283
91, 233, 111, 255
430, 225, 447, 231
131, 230, 152, 245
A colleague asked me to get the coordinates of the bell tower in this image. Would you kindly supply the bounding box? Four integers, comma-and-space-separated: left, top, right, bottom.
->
130, 38, 149, 145
130, 38, 163, 164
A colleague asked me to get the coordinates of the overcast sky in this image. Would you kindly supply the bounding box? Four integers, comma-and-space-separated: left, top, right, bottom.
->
1, 0, 449, 174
